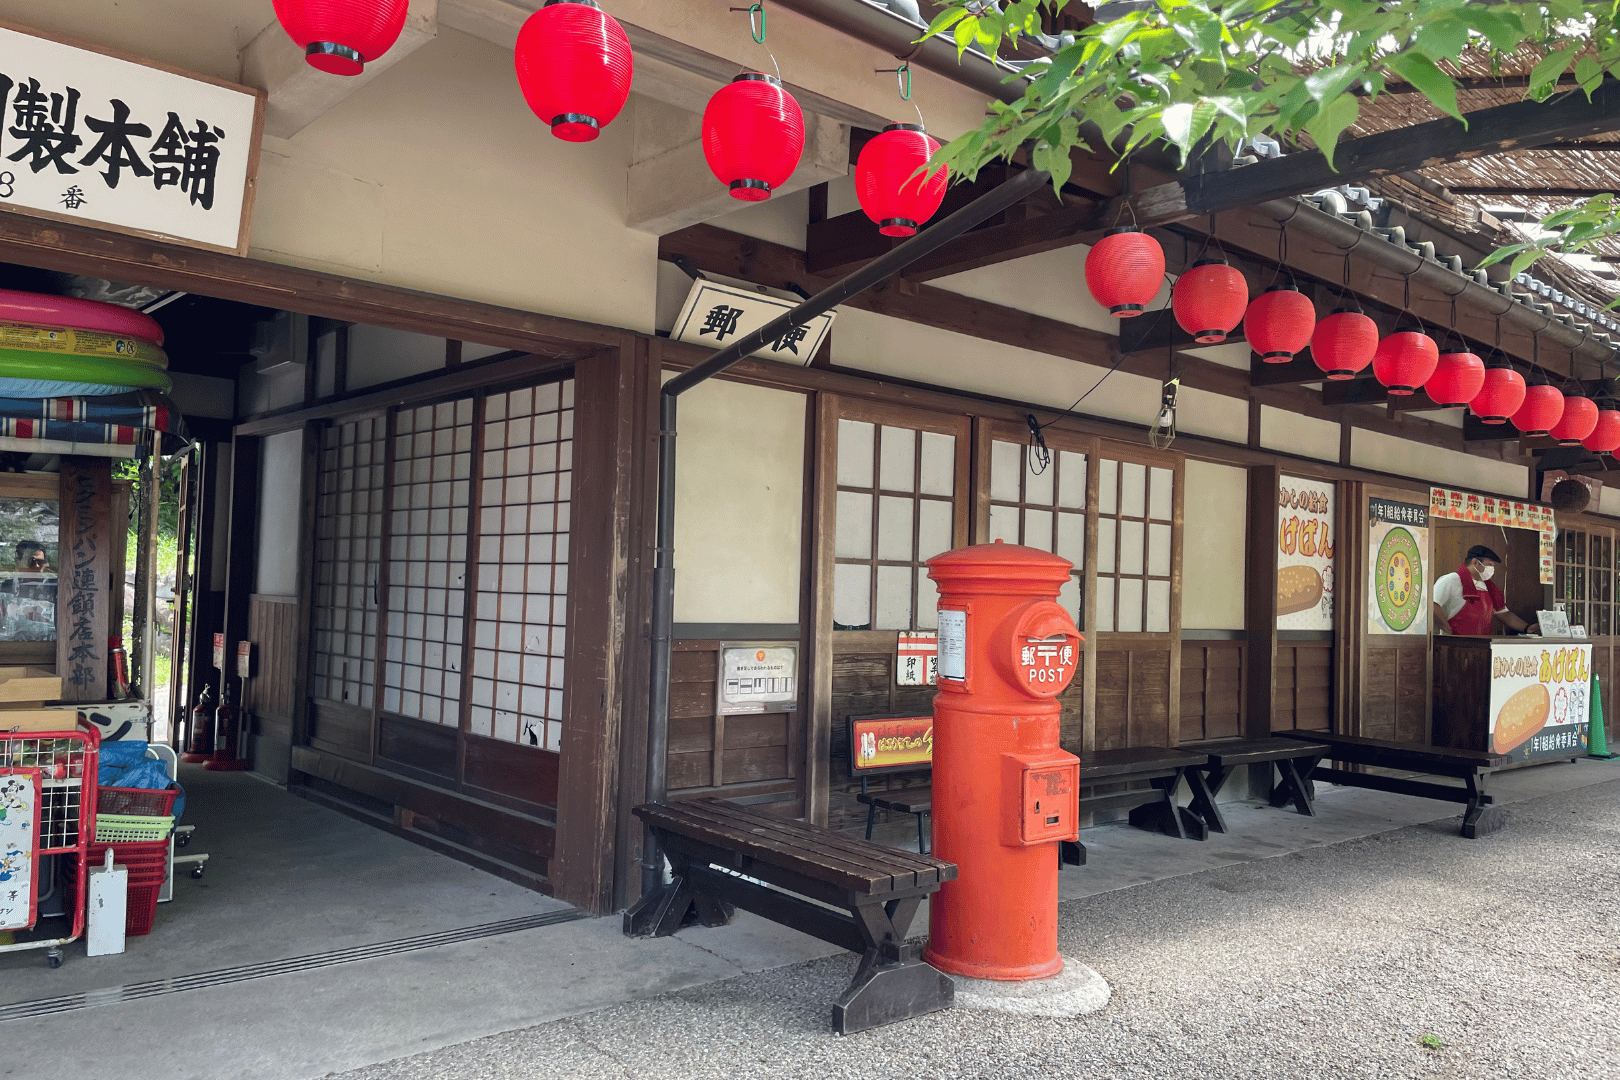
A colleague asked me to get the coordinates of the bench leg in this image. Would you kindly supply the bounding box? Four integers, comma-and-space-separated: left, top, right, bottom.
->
833, 901, 954, 1035
1127, 771, 1208, 841
1461, 770, 1507, 838
1059, 839, 1087, 866
1185, 766, 1228, 834
865, 800, 877, 841
918, 811, 930, 855
1271, 756, 1319, 816
623, 849, 735, 938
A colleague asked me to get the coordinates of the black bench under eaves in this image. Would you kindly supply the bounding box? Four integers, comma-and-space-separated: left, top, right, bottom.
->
626, 798, 956, 1034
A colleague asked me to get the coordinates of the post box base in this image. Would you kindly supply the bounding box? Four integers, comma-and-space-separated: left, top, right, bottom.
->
945, 956, 1111, 1018
923, 947, 1065, 982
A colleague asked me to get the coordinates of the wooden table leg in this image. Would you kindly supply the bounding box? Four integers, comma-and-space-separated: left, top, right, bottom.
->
624, 844, 718, 937
1272, 756, 1318, 816
1460, 769, 1506, 838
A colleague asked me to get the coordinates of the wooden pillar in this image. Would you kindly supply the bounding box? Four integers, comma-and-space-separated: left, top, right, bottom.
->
221, 436, 262, 706
555, 338, 658, 915
57, 458, 113, 703
1244, 464, 1281, 741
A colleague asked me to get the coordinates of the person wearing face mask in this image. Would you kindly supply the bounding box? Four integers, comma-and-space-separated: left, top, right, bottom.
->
1431, 545, 1538, 636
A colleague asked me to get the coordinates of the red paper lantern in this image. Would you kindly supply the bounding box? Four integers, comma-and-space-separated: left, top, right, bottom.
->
1083, 228, 1165, 318
1244, 285, 1316, 363
1172, 259, 1247, 344
1309, 310, 1378, 380
855, 125, 948, 237
1549, 392, 1599, 445
1581, 406, 1620, 454
703, 73, 804, 202
1372, 329, 1439, 395
1510, 383, 1565, 437
272, 0, 408, 76
1470, 364, 1527, 424
514, 0, 634, 142
1426, 349, 1486, 407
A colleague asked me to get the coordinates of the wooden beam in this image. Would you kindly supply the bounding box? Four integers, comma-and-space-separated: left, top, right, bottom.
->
1322, 378, 1389, 406
1448, 186, 1618, 198
804, 166, 1013, 276
1101, 83, 1620, 234
1119, 315, 1242, 356
1464, 413, 1520, 441
1250, 352, 1323, 387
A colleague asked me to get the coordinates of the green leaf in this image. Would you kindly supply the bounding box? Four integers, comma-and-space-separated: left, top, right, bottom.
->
1576, 54, 1604, 95
1414, 19, 1471, 62
1528, 43, 1580, 99
1304, 64, 1362, 105
1508, 248, 1547, 278
1032, 140, 1073, 195
1305, 93, 1360, 169
1162, 100, 1218, 160
1453, 8, 1525, 51
953, 15, 979, 54
1386, 52, 1461, 121
1477, 241, 1531, 269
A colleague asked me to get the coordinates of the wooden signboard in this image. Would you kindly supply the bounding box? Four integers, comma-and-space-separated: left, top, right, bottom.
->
848, 713, 933, 776
56, 459, 111, 702
0, 20, 264, 255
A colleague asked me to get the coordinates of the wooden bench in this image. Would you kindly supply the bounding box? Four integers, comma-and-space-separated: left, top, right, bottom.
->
625, 797, 956, 1034
1060, 746, 1212, 864
1182, 737, 1332, 833
848, 713, 934, 853
1277, 730, 1509, 838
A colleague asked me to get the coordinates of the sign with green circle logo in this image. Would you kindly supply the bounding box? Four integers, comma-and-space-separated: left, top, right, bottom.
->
1375, 526, 1422, 631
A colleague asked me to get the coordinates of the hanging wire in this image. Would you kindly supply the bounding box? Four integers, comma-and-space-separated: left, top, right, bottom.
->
1039, 271, 1175, 433
1025, 413, 1052, 475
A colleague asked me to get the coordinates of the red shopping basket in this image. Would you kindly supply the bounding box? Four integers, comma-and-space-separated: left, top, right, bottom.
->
69, 840, 169, 936
98, 785, 179, 817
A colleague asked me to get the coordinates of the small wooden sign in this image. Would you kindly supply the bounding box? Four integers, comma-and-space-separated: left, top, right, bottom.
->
56, 459, 111, 702
212, 632, 225, 671
236, 640, 253, 679
849, 714, 933, 775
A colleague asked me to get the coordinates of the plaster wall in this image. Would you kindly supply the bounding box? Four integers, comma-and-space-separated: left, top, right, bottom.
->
1260, 405, 1340, 463
1181, 459, 1247, 630
255, 429, 304, 596
1351, 428, 1529, 497
670, 376, 806, 625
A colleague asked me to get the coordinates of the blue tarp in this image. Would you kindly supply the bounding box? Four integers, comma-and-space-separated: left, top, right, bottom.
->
98, 741, 184, 821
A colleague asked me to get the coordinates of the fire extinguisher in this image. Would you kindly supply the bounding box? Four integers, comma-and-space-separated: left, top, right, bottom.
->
107, 635, 130, 700
205, 678, 250, 772
181, 684, 215, 763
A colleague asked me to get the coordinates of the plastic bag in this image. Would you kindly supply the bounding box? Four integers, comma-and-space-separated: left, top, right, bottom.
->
98, 741, 185, 821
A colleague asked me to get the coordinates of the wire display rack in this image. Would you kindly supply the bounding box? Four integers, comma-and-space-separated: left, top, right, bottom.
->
0, 725, 99, 968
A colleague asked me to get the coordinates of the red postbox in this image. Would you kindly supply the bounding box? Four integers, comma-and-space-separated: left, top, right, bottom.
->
923, 541, 1082, 981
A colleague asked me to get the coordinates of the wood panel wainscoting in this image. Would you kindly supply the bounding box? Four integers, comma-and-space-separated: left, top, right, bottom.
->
666, 639, 805, 818
245, 594, 302, 780
1273, 638, 1333, 733
1361, 639, 1430, 743
1181, 639, 1245, 743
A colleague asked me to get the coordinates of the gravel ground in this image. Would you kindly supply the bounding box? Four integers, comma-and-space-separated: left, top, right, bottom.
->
335, 778, 1620, 1080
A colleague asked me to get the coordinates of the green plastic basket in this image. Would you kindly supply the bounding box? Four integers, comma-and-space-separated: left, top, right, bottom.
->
94, 814, 174, 843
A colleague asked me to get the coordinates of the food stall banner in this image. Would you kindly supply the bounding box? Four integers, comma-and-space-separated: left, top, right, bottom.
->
1488, 642, 1591, 763
1428, 486, 1556, 584
1368, 495, 1429, 635
0, 23, 264, 255
1277, 476, 1334, 631
849, 714, 933, 773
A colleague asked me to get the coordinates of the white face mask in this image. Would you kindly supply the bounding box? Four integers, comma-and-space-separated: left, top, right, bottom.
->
1477, 564, 1496, 582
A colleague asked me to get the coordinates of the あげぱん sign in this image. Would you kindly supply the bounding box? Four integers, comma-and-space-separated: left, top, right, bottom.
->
849, 715, 933, 772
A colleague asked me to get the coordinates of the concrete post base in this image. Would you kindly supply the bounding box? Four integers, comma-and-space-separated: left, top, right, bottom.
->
946, 956, 1111, 1018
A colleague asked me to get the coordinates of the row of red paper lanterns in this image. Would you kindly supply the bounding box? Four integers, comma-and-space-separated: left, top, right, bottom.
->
272, 0, 948, 233
1083, 228, 1620, 454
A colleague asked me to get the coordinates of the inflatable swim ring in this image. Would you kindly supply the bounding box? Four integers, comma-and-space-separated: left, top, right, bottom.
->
0, 288, 164, 346
0, 378, 145, 398
0, 323, 168, 368
0, 349, 171, 392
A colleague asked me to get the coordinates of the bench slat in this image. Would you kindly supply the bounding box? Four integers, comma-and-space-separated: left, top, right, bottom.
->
636, 804, 896, 893
1276, 730, 1506, 771
1084, 746, 1209, 780
691, 798, 952, 890
857, 788, 932, 815
1190, 737, 1331, 768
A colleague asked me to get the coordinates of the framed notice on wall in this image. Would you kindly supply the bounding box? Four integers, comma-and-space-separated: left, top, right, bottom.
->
718, 643, 798, 715
1367, 494, 1429, 636
0, 21, 264, 255
1488, 642, 1591, 764
1277, 476, 1334, 631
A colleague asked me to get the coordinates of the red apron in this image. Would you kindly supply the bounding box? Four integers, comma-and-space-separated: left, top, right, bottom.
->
1447, 565, 1505, 635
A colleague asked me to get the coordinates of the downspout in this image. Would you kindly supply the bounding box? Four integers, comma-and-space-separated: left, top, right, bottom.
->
1254, 196, 1620, 367
640, 164, 1054, 896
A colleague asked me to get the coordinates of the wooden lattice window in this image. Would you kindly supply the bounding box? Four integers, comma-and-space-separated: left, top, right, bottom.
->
833, 419, 959, 632
1093, 457, 1176, 633
1557, 527, 1615, 636
382, 399, 473, 726
312, 416, 386, 706
986, 438, 1086, 625
470, 380, 574, 749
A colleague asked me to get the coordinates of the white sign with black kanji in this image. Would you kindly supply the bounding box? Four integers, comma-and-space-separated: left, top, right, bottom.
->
0, 24, 263, 254
671, 280, 835, 367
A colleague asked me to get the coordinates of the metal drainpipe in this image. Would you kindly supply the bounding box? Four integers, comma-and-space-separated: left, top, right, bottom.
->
639, 164, 1054, 898
1254, 197, 1619, 367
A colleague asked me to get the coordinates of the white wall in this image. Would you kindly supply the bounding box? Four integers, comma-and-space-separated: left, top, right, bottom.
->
1351, 428, 1528, 497
672, 377, 806, 624
1260, 405, 1340, 463
1182, 459, 1247, 630
254, 430, 303, 596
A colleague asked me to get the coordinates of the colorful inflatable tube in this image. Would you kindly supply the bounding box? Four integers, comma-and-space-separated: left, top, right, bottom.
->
0, 349, 171, 393
0, 323, 168, 367
0, 288, 164, 346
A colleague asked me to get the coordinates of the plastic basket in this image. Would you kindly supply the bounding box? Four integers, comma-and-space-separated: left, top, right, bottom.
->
126, 881, 160, 936
98, 784, 178, 817
79, 839, 170, 877
94, 814, 174, 843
